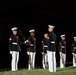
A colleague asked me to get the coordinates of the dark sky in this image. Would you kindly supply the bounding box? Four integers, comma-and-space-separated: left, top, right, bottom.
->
0, 0, 76, 69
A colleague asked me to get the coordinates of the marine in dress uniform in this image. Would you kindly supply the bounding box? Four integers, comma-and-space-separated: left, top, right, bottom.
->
26, 29, 36, 70
71, 37, 76, 67
58, 34, 66, 68
41, 33, 49, 69
47, 25, 57, 72
9, 27, 25, 71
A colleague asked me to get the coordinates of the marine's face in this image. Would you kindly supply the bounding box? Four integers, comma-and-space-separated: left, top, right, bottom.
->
44, 34, 48, 38
30, 32, 35, 37
12, 30, 17, 35
61, 37, 65, 40
48, 28, 53, 32
74, 38, 76, 41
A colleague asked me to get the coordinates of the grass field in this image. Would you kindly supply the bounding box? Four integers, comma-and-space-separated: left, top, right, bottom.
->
0, 67, 76, 75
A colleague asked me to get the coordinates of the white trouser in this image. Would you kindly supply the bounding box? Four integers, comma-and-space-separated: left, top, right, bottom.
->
28, 52, 36, 70
60, 53, 66, 68
42, 53, 48, 69
10, 51, 19, 71
73, 54, 76, 67
47, 51, 56, 72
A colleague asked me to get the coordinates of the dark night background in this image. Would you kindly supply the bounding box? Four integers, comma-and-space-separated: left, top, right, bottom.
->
0, 0, 76, 70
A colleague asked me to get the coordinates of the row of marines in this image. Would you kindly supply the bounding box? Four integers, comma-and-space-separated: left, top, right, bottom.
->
9, 25, 76, 72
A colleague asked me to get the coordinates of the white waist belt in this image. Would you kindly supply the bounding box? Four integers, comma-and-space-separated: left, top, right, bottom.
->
30, 44, 33, 46
12, 42, 17, 45
74, 47, 76, 49
51, 41, 55, 43
61, 46, 65, 48
44, 45, 48, 47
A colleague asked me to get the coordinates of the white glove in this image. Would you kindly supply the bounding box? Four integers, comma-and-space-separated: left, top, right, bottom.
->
24, 40, 29, 43
26, 40, 29, 42
41, 52, 43, 54
47, 51, 49, 53
60, 52, 62, 57
10, 51, 13, 54
27, 51, 30, 55
24, 41, 26, 43
72, 53, 75, 55
60, 52, 62, 54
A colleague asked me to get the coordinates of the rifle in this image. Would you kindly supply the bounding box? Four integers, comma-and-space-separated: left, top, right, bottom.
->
28, 37, 36, 70
19, 29, 26, 41
73, 44, 76, 63
62, 55, 64, 65
42, 42, 46, 69
27, 47, 32, 70
75, 55, 76, 63
34, 38, 36, 52
19, 30, 32, 69
60, 43, 65, 65
73, 54, 76, 63
27, 42, 33, 70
